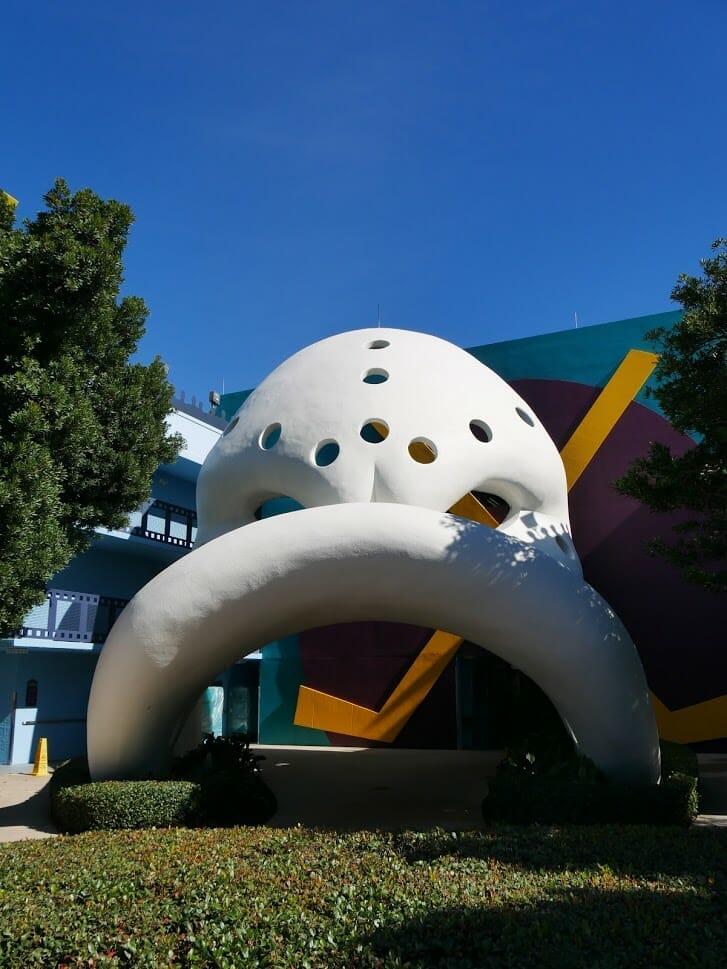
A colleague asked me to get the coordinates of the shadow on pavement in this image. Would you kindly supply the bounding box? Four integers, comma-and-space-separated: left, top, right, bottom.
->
0, 774, 58, 840
259, 747, 502, 831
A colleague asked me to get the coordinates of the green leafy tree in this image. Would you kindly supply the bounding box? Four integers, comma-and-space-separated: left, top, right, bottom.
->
0, 180, 182, 635
616, 239, 727, 593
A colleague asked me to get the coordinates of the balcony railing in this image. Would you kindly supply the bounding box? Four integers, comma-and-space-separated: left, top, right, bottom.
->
17, 588, 130, 645
121, 498, 197, 549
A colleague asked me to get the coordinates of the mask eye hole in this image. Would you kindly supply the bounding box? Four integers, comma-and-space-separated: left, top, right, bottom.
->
360, 420, 389, 443
222, 416, 239, 437
471, 491, 510, 525
516, 407, 535, 427
469, 420, 492, 443
314, 440, 340, 467
260, 423, 282, 450
362, 368, 389, 384
408, 438, 437, 463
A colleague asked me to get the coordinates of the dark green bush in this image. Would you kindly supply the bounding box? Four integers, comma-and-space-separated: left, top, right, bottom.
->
482, 739, 700, 826
174, 732, 277, 826
172, 731, 267, 778
198, 768, 277, 826
51, 779, 200, 833
661, 738, 698, 776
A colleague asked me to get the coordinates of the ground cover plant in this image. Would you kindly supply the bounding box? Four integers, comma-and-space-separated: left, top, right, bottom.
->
1, 824, 725, 967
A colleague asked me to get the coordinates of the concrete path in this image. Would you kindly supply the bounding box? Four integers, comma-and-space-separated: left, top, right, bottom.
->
692, 754, 727, 828
1, 749, 725, 843
260, 746, 502, 831
0, 767, 58, 842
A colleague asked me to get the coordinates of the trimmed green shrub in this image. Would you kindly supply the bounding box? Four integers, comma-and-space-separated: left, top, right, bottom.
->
482, 738, 700, 826
661, 737, 698, 776
51, 779, 200, 833
50, 735, 277, 833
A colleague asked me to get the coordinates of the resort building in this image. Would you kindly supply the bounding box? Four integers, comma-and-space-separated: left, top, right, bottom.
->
1, 310, 724, 765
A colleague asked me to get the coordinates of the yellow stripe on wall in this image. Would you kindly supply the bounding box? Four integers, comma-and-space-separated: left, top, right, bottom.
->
560, 349, 658, 490
449, 492, 499, 528
294, 631, 463, 740
651, 692, 727, 745
295, 344, 727, 748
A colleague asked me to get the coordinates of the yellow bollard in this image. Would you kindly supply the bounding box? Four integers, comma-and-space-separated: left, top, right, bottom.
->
31, 737, 48, 777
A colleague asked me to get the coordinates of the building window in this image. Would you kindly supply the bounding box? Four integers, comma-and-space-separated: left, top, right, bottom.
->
25, 678, 38, 707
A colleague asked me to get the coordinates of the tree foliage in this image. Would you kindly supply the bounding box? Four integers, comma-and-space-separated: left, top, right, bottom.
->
616, 239, 727, 593
0, 180, 182, 635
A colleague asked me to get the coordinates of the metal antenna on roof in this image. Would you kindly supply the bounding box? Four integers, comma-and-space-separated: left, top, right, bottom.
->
377, 304, 381, 328
574, 311, 579, 329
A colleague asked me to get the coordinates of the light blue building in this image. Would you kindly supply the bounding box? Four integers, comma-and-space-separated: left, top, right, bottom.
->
0, 396, 239, 765
2, 313, 725, 765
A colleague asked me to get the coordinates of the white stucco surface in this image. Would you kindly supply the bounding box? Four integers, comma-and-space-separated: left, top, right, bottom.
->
196, 328, 579, 571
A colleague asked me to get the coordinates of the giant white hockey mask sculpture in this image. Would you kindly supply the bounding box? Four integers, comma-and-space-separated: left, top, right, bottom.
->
196, 328, 577, 570
87, 329, 660, 784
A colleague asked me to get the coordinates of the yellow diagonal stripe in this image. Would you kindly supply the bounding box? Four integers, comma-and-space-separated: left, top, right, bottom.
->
296, 345, 727, 748
295, 350, 655, 741
561, 348, 658, 490
294, 631, 463, 741
651, 692, 727, 745
1, 190, 18, 207
449, 492, 499, 528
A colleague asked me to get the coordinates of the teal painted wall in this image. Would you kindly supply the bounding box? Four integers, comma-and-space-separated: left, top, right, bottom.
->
51, 545, 164, 601
1, 648, 98, 763
468, 311, 681, 413
258, 636, 329, 746
151, 470, 197, 509
218, 389, 252, 423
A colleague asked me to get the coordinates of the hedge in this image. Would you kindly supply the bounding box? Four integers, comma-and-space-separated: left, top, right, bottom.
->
49, 739, 277, 833
482, 739, 700, 825
51, 779, 200, 833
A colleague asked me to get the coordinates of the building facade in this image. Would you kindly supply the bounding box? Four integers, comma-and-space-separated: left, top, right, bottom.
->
0, 399, 233, 765
1, 311, 724, 765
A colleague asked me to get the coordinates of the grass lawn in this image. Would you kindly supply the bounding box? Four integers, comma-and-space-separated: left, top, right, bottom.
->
1, 824, 726, 968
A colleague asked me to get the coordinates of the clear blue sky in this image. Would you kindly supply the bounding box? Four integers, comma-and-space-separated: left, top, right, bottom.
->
3, 1, 725, 400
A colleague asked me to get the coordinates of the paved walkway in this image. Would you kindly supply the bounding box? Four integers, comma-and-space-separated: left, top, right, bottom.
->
260, 747, 501, 831
692, 753, 727, 828
0, 766, 58, 842
1, 749, 725, 843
